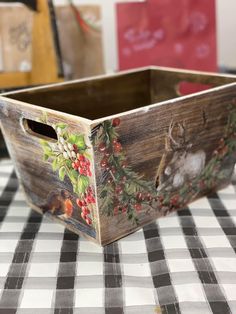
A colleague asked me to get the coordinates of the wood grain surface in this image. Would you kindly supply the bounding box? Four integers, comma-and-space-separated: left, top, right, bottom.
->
1, 67, 236, 245
0, 97, 100, 243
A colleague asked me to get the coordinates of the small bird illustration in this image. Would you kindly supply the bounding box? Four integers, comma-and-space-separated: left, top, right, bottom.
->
41, 189, 73, 218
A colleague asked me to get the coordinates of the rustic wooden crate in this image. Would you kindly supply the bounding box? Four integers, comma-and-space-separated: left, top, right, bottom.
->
0, 66, 236, 246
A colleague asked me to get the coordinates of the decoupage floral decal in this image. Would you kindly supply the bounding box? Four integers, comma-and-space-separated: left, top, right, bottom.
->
92, 105, 236, 225
38, 113, 95, 226
92, 118, 157, 224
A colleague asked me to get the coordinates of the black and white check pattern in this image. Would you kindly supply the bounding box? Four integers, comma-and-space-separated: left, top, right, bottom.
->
0, 158, 236, 314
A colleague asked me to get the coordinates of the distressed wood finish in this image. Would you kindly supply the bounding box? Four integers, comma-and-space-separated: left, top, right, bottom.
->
0, 66, 236, 246
0, 99, 99, 244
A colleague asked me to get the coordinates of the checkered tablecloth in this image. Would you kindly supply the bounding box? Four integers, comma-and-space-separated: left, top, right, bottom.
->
0, 158, 236, 314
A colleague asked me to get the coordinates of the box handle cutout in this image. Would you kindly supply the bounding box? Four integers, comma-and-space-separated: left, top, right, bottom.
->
22, 118, 58, 141
176, 81, 213, 96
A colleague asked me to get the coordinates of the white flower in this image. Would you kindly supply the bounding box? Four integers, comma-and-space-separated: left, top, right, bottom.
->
58, 143, 64, 152
68, 143, 73, 151
71, 151, 76, 158
64, 144, 69, 152
57, 127, 62, 135
63, 151, 69, 159
59, 137, 65, 145
50, 143, 57, 151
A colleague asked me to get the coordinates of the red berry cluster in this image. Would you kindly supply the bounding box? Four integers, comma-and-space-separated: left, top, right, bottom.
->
159, 194, 181, 216
169, 194, 180, 208
213, 138, 229, 158
112, 139, 122, 154
72, 153, 92, 177
112, 118, 121, 127
99, 117, 161, 218
112, 191, 157, 216
76, 186, 95, 225
159, 193, 180, 210
98, 119, 125, 174
99, 138, 123, 170
198, 180, 206, 190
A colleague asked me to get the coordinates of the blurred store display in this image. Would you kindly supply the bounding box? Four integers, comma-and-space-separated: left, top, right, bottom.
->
0, 0, 64, 157
117, 0, 217, 72
55, 2, 104, 79
0, 0, 63, 89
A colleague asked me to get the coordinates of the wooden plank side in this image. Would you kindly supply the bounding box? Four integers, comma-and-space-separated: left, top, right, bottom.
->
6, 69, 151, 120
151, 67, 236, 103
0, 97, 100, 244
91, 82, 236, 245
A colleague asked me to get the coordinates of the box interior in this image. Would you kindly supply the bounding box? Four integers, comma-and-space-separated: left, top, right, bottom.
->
4, 68, 236, 120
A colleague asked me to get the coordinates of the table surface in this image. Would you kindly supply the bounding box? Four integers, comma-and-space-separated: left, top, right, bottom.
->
0, 158, 236, 314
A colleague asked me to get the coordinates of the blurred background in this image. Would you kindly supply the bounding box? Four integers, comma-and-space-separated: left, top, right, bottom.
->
0, 0, 236, 155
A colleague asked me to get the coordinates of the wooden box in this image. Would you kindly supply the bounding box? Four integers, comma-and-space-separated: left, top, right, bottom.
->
0, 67, 236, 246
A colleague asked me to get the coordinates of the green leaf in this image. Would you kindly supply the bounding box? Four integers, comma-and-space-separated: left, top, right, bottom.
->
69, 169, 78, 184
39, 139, 50, 147
77, 175, 89, 194
43, 146, 53, 155
83, 151, 91, 160
100, 190, 107, 198
128, 213, 133, 220
75, 135, 86, 149
68, 134, 78, 144
52, 158, 59, 171
68, 134, 86, 150
65, 159, 72, 168
43, 154, 49, 161
56, 122, 67, 129
59, 166, 66, 181
73, 184, 78, 194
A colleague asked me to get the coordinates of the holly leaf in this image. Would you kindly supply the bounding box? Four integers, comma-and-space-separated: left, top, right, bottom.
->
68, 134, 86, 150
68, 169, 78, 185
39, 139, 50, 148
68, 134, 78, 144
76, 135, 86, 150
43, 154, 50, 161
43, 146, 53, 156
56, 123, 67, 129
52, 158, 60, 171
59, 166, 66, 181
65, 159, 72, 168
77, 175, 89, 194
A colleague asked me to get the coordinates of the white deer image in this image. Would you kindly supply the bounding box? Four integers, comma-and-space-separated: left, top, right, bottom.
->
156, 121, 206, 191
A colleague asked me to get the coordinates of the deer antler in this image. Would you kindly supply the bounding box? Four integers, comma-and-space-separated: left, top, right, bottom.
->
155, 126, 172, 188
156, 120, 187, 189
177, 121, 187, 146
168, 120, 182, 148
178, 121, 185, 137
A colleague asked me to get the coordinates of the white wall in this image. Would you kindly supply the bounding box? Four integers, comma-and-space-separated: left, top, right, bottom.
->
216, 0, 236, 69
